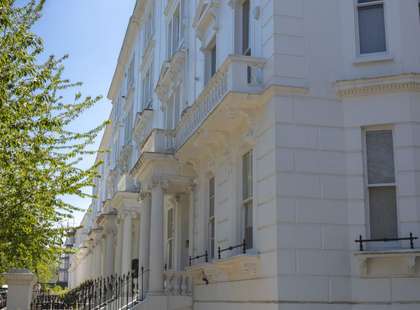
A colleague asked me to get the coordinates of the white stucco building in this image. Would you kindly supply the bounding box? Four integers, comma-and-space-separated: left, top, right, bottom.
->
68, 0, 420, 309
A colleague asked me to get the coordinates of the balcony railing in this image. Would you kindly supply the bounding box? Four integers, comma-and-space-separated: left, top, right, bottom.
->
141, 128, 174, 154
174, 55, 265, 149
355, 233, 418, 251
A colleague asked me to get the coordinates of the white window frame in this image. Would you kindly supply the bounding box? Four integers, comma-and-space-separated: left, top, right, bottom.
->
208, 176, 216, 259
204, 38, 216, 86
164, 83, 182, 129
363, 126, 399, 245
144, 5, 154, 47
167, 0, 185, 59
142, 64, 153, 110
355, 0, 388, 57
127, 56, 135, 90
242, 150, 254, 250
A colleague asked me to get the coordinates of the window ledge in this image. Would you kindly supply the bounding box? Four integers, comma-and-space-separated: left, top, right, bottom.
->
353, 53, 394, 65
186, 253, 260, 285
354, 249, 420, 277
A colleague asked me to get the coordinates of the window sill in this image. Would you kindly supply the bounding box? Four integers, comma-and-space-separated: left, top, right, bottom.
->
186, 253, 260, 285
353, 53, 394, 66
354, 249, 420, 277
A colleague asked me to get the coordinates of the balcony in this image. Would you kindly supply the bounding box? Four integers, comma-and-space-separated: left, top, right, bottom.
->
141, 128, 174, 154
174, 55, 265, 150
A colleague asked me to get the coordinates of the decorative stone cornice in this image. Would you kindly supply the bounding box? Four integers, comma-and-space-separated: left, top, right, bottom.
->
110, 191, 139, 213
193, 0, 220, 41
130, 151, 175, 178
336, 73, 420, 98
155, 49, 187, 103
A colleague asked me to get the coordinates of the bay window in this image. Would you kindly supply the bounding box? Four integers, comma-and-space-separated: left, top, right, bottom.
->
365, 129, 398, 240
356, 0, 387, 55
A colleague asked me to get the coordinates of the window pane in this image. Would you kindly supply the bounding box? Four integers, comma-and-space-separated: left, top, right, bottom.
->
173, 8, 180, 53
167, 239, 174, 269
242, 151, 253, 200
366, 130, 395, 184
211, 44, 217, 77
242, 0, 250, 55
209, 177, 215, 217
358, 4, 386, 54
244, 200, 253, 249
167, 20, 172, 57
369, 186, 398, 239
167, 208, 174, 238
209, 219, 215, 258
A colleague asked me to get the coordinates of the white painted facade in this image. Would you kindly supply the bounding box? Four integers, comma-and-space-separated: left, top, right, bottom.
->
68, 0, 420, 309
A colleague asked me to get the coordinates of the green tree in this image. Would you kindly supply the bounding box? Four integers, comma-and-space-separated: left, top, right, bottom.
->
0, 0, 105, 274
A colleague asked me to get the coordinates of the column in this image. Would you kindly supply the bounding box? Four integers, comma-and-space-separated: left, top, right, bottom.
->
104, 229, 116, 277
149, 182, 165, 294
139, 192, 151, 290
121, 211, 133, 274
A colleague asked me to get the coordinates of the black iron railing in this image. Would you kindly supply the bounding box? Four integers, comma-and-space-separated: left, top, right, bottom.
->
30, 265, 149, 310
218, 239, 246, 259
0, 291, 6, 310
355, 233, 418, 251
189, 250, 208, 266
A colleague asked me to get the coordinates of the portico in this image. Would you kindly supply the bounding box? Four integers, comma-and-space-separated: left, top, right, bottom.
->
131, 147, 195, 297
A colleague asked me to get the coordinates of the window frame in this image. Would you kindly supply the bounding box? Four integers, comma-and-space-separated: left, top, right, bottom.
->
144, 5, 155, 47
167, 0, 185, 59
208, 176, 216, 259
141, 64, 154, 110
127, 56, 135, 90
242, 150, 254, 250
363, 126, 399, 244
204, 38, 217, 86
241, 0, 251, 56
354, 0, 388, 57
165, 206, 175, 270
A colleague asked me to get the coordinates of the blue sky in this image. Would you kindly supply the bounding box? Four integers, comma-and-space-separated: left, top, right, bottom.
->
32, 0, 136, 224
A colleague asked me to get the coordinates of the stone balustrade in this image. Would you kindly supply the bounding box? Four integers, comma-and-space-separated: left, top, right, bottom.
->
174, 54, 265, 149
163, 271, 192, 296
141, 128, 174, 154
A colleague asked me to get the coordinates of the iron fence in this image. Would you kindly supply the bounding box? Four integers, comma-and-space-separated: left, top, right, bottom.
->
0, 291, 6, 310
30, 266, 148, 309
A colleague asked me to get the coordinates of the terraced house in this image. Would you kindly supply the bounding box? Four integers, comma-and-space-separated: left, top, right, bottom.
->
68, 0, 420, 309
